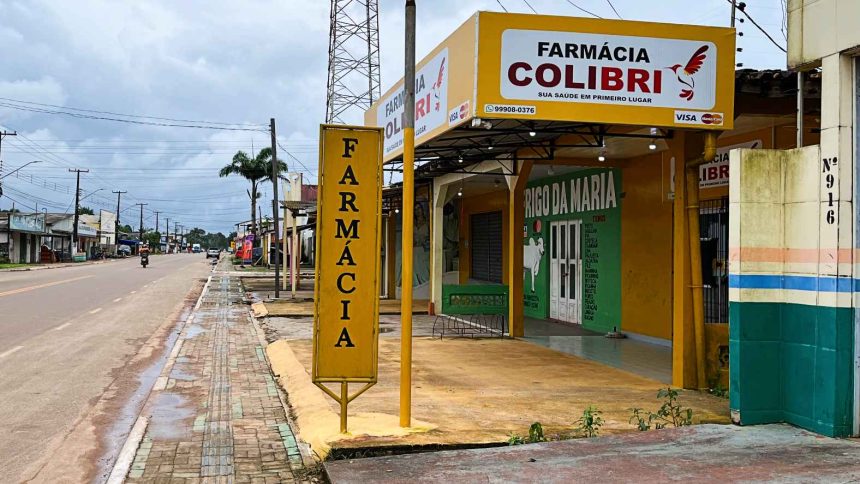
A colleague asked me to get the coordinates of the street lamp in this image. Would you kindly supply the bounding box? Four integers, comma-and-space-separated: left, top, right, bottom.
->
79, 188, 104, 203
0, 160, 43, 179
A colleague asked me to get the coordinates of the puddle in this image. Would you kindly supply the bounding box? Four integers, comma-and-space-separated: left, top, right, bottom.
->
170, 365, 196, 381
96, 297, 197, 481
185, 324, 206, 339
147, 392, 196, 440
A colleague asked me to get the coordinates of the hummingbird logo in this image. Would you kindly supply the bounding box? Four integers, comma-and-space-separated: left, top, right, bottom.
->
432, 58, 446, 112
667, 45, 709, 101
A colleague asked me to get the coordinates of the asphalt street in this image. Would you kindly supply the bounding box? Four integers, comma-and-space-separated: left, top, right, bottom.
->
0, 253, 212, 482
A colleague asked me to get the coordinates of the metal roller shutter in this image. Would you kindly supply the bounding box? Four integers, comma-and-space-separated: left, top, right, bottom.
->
470, 211, 503, 283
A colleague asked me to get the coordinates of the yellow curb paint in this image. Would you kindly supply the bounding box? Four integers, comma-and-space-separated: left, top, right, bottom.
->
0, 275, 93, 298
266, 340, 433, 459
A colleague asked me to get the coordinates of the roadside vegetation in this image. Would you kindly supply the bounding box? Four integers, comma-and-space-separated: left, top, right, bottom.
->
508, 388, 697, 446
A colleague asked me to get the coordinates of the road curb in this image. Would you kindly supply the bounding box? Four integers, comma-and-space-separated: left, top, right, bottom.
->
106, 416, 148, 484
153, 274, 212, 392
106, 274, 212, 481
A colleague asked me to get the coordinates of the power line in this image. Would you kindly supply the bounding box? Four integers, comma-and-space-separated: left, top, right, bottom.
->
277, 141, 318, 181
0, 97, 267, 128
495, 0, 508, 12
0, 125, 146, 205
522, 0, 537, 14
565, 0, 603, 18
726, 0, 786, 53
605, 0, 622, 19
0, 102, 268, 132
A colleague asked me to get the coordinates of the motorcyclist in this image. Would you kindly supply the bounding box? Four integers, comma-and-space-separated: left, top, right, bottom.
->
140, 243, 150, 267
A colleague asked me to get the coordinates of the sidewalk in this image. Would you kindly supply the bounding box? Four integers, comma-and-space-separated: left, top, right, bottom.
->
0, 258, 115, 272
325, 424, 860, 483
264, 313, 729, 460
116, 262, 306, 482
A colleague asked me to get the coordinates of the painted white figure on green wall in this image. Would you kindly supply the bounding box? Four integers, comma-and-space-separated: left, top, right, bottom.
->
523, 236, 544, 292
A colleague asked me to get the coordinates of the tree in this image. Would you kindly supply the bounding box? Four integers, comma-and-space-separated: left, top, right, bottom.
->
143, 230, 161, 249
218, 148, 287, 245
77, 206, 94, 215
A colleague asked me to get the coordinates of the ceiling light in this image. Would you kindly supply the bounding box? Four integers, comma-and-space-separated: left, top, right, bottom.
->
529, 131, 536, 137
649, 141, 657, 150
395, 207, 400, 214
598, 151, 606, 162
458, 155, 463, 163
457, 188, 463, 197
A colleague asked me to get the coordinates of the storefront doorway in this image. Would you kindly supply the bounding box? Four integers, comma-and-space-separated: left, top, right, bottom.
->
549, 220, 582, 324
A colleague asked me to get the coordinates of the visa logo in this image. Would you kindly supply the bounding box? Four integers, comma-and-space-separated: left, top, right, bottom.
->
674, 110, 723, 126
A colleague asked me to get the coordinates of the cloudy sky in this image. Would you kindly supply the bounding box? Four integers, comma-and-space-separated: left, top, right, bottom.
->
0, 0, 788, 233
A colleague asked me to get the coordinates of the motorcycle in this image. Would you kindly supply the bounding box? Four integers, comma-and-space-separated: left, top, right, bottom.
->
140, 252, 149, 268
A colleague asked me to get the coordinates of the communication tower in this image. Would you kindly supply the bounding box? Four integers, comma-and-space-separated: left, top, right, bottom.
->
325, 0, 382, 124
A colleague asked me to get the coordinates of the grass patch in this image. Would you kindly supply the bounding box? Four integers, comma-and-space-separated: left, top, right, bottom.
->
0, 263, 31, 269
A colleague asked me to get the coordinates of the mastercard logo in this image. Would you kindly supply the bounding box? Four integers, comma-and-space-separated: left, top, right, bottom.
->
459, 102, 469, 119
702, 113, 723, 125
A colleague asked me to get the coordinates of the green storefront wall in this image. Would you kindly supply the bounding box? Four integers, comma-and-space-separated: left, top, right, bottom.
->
730, 301, 854, 437
522, 167, 621, 334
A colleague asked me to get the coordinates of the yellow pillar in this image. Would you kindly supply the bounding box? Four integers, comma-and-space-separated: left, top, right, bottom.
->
400, 126, 415, 427
507, 160, 533, 337
668, 132, 704, 389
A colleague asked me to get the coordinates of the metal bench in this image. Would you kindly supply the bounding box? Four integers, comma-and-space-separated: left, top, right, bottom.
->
433, 284, 508, 339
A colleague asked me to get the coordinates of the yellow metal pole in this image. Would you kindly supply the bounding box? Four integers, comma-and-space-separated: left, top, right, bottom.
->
340, 382, 348, 433
400, 0, 416, 428
293, 213, 299, 295
686, 132, 717, 389
282, 197, 295, 297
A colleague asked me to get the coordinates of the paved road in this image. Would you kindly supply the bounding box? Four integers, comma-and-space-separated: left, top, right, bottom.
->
0, 253, 212, 482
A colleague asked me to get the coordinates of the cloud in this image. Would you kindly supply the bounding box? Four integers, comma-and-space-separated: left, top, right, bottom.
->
0, 0, 787, 232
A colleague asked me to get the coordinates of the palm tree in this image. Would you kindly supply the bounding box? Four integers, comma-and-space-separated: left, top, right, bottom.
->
219, 147, 287, 244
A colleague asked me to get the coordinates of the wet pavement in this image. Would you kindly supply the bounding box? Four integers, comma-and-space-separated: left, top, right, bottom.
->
122, 263, 303, 482
325, 424, 860, 483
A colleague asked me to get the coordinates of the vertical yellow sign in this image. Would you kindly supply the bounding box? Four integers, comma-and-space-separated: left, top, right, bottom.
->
313, 125, 383, 383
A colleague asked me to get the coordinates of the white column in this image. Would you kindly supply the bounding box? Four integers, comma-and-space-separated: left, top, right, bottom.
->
431, 180, 448, 312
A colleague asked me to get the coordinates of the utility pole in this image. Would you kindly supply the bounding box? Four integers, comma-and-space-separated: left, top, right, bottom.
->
154, 210, 161, 252
112, 190, 126, 253
270, 118, 281, 298
165, 217, 170, 253
0, 131, 17, 160
730, 0, 737, 27
135, 203, 148, 244
69, 168, 89, 254
0, 131, 17, 197
400, 0, 416, 429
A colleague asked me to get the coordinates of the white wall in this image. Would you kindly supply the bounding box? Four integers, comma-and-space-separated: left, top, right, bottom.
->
788, 0, 860, 68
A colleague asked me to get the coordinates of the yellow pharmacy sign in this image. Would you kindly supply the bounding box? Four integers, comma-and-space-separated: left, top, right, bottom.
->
364, 12, 736, 160
476, 12, 736, 130
313, 125, 383, 384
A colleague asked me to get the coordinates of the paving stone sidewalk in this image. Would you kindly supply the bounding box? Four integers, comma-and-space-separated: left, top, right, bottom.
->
124, 268, 303, 482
